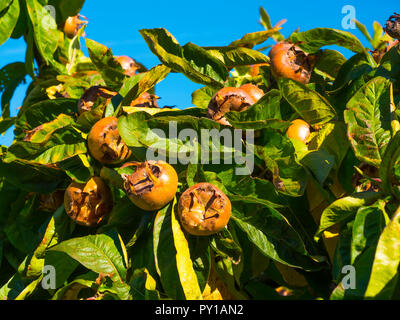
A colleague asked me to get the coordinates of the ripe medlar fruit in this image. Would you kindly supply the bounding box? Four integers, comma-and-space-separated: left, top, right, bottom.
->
286, 119, 311, 143
239, 83, 264, 101
130, 92, 160, 108
88, 117, 131, 165
63, 15, 87, 38
177, 183, 231, 236
78, 86, 117, 115
122, 161, 178, 211
115, 56, 139, 77
207, 87, 256, 126
385, 13, 400, 40
269, 42, 315, 84
64, 177, 113, 227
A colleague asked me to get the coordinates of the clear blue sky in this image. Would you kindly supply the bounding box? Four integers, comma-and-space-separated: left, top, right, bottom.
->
0, 0, 398, 146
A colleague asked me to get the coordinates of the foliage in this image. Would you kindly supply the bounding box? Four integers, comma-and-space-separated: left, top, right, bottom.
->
0, 2, 400, 300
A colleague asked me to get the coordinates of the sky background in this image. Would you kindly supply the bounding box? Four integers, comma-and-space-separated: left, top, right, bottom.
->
0, 0, 399, 146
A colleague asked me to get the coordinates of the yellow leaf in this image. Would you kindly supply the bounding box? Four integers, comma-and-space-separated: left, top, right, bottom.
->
170, 198, 203, 300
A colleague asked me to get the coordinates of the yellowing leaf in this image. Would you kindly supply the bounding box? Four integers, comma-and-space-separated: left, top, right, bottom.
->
171, 199, 203, 300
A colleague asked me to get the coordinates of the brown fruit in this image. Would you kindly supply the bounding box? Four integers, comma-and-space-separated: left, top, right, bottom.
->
130, 92, 160, 108
64, 177, 113, 227
207, 87, 256, 126
78, 86, 117, 115
385, 13, 400, 40
88, 117, 131, 164
122, 161, 178, 211
115, 56, 139, 77
239, 83, 264, 101
269, 42, 315, 84
286, 119, 311, 143
177, 183, 231, 236
63, 15, 87, 38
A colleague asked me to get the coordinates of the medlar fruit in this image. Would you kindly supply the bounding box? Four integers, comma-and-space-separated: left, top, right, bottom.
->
177, 183, 231, 236
207, 87, 256, 126
385, 13, 400, 40
286, 119, 311, 143
88, 117, 131, 165
269, 42, 315, 84
115, 55, 139, 77
239, 83, 264, 101
63, 15, 87, 38
64, 177, 113, 227
122, 161, 178, 211
130, 92, 160, 108
78, 86, 117, 115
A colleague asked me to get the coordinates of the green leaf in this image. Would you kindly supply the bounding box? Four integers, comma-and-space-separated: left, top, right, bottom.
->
315, 191, 383, 240
231, 200, 321, 271
0, 62, 26, 119
308, 121, 350, 171
129, 268, 161, 300
379, 45, 400, 80
16, 98, 78, 132
365, 207, 400, 299
23, 114, 75, 143
48, 0, 85, 23
300, 150, 335, 185
288, 28, 366, 54
379, 131, 400, 197
205, 46, 269, 68
191, 86, 218, 109
0, 0, 20, 46
26, 0, 58, 65
225, 89, 285, 129
344, 77, 391, 167
85, 38, 126, 90
49, 229, 127, 283
119, 64, 170, 107
354, 20, 373, 44
210, 229, 242, 264
313, 49, 347, 80
18, 205, 70, 278
229, 29, 281, 48
0, 158, 67, 193
4, 126, 87, 165
153, 203, 185, 299
182, 42, 229, 83
0, 273, 25, 300
330, 53, 372, 93
139, 28, 225, 88
278, 78, 337, 126
118, 111, 241, 163
351, 200, 389, 264
255, 130, 308, 197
